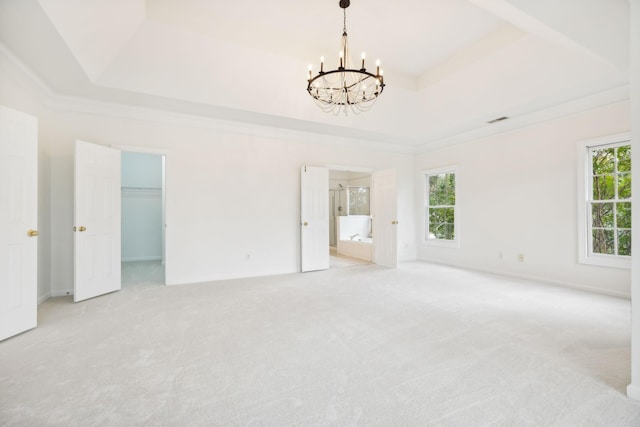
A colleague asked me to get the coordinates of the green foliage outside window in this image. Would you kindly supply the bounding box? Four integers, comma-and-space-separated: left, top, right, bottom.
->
427, 172, 456, 240
591, 144, 631, 256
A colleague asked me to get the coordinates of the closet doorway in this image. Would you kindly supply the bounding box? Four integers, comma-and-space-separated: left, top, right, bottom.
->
121, 151, 166, 286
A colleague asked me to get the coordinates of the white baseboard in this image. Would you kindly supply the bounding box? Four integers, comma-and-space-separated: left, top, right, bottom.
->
627, 384, 640, 401
37, 293, 51, 305
51, 289, 73, 297
165, 268, 296, 286
412, 259, 630, 299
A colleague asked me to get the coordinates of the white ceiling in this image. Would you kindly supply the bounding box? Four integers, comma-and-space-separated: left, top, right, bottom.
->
0, 0, 631, 151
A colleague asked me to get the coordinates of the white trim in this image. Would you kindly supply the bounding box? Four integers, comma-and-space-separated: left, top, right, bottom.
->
416, 87, 630, 153
37, 293, 51, 305
627, 384, 640, 401
51, 290, 73, 297
165, 269, 296, 286
112, 144, 172, 155
0, 42, 632, 157
422, 166, 460, 248
577, 133, 631, 269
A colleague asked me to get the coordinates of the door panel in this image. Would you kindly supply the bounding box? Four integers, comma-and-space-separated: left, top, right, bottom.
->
373, 169, 398, 268
0, 105, 38, 341
301, 166, 329, 272
74, 140, 121, 302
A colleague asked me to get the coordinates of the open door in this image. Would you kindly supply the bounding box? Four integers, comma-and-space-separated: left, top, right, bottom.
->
74, 140, 121, 302
301, 165, 329, 272
373, 169, 398, 267
0, 105, 38, 341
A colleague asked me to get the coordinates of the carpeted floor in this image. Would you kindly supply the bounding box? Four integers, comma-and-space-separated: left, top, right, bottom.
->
1, 261, 639, 426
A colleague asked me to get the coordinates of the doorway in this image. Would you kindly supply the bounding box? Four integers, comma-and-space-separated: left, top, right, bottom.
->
300, 165, 397, 272
329, 169, 373, 267
121, 151, 166, 286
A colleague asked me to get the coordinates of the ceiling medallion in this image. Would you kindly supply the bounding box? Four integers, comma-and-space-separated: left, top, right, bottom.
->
306, 0, 385, 115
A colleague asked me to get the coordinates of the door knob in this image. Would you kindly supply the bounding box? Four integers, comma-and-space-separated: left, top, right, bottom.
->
27, 229, 39, 237
74, 226, 87, 232
391, 221, 398, 225
303, 222, 308, 226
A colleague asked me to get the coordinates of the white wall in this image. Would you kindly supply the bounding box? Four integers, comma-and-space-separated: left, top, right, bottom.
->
121, 152, 163, 261
628, 0, 640, 401
1, 38, 630, 301
415, 102, 631, 297
0, 57, 416, 297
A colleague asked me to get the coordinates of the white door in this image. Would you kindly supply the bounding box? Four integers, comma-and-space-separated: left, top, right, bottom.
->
301, 166, 329, 272
373, 169, 398, 267
0, 105, 38, 341
74, 140, 121, 302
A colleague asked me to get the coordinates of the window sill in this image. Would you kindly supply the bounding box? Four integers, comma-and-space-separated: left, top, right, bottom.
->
578, 254, 631, 269
423, 238, 460, 249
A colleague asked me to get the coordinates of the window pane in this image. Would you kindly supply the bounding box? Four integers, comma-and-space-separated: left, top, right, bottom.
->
348, 187, 370, 215
428, 176, 439, 205
438, 174, 448, 205
617, 145, 631, 172
429, 207, 454, 240
429, 173, 455, 206
618, 173, 631, 199
592, 175, 615, 200
428, 207, 445, 224
442, 224, 455, 240
592, 228, 615, 254
592, 147, 615, 174
618, 230, 631, 256
617, 202, 632, 229
445, 173, 456, 205
592, 203, 614, 228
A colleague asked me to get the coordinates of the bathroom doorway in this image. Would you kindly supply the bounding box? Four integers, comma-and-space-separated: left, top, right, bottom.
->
121, 151, 166, 286
329, 169, 373, 267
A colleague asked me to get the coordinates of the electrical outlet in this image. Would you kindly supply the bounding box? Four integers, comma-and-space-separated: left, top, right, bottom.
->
517, 254, 524, 262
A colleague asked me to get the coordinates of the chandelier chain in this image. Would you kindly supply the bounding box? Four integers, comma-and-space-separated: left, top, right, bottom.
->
343, 8, 347, 36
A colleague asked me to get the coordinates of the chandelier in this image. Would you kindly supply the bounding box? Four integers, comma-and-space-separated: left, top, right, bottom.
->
306, 0, 385, 115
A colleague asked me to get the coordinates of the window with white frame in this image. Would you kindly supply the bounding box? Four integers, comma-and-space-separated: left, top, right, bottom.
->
578, 134, 631, 268
425, 168, 458, 245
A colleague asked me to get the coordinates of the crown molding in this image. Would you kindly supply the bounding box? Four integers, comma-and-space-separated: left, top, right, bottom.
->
0, 42, 630, 157
0, 42, 417, 156
415, 84, 630, 154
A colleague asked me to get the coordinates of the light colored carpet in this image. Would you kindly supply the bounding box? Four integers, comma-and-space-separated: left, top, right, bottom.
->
1, 262, 639, 426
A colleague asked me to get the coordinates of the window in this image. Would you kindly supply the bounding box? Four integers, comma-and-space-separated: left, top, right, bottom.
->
425, 168, 458, 246
347, 186, 370, 215
578, 134, 631, 268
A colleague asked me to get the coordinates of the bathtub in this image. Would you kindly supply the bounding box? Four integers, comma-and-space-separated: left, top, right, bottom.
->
337, 237, 373, 261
